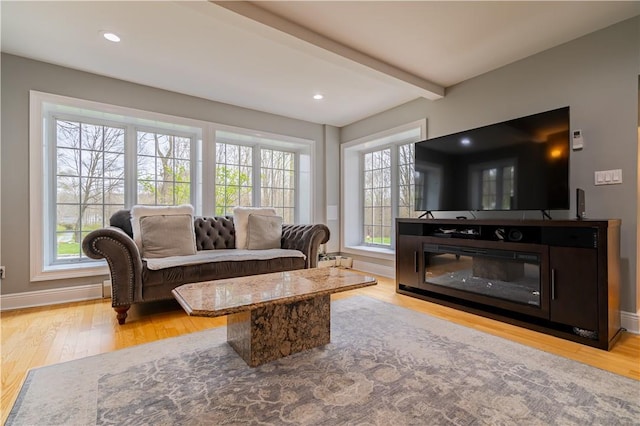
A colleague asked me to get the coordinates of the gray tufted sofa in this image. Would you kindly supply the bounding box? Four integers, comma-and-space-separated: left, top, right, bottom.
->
82, 210, 330, 324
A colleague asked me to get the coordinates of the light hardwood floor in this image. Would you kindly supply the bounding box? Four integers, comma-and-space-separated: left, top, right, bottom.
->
2, 274, 639, 423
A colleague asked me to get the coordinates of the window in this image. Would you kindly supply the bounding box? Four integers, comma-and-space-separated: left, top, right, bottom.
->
54, 119, 125, 262
261, 148, 295, 224
398, 143, 422, 218
47, 116, 199, 268
31, 92, 314, 280
31, 92, 315, 279
137, 131, 193, 206
214, 129, 310, 224
342, 120, 426, 255
214, 142, 253, 216
362, 143, 422, 247
363, 149, 391, 245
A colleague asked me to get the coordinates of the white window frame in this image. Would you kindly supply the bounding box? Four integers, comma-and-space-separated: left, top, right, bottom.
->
30, 92, 315, 281
341, 120, 426, 259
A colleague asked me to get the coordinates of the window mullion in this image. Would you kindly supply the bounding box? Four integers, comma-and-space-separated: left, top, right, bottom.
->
202, 126, 215, 216
46, 114, 58, 267
390, 145, 399, 247
199, 131, 211, 215
253, 144, 261, 207
359, 152, 365, 245
189, 134, 197, 211
294, 153, 300, 224
125, 125, 137, 207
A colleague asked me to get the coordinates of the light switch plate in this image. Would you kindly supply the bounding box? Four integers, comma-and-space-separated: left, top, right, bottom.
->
594, 169, 622, 185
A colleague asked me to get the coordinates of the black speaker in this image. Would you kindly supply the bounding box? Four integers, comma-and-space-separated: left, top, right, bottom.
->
507, 228, 523, 242
576, 188, 585, 219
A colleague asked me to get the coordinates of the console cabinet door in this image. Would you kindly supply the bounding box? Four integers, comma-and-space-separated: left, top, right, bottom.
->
549, 246, 598, 331
396, 235, 422, 286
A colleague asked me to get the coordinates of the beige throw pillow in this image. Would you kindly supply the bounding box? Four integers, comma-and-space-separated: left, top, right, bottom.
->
233, 207, 277, 249
131, 204, 196, 257
131, 204, 195, 252
139, 214, 197, 258
247, 214, 283, 250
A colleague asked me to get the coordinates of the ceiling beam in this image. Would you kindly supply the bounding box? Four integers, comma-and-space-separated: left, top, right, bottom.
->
212, 1, 445, 100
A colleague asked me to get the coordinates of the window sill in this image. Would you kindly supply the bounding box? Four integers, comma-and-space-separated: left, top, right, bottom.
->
31, 260, 109, 282
342, 245, 395, 261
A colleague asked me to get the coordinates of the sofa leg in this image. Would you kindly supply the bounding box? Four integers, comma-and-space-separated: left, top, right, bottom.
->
114, 306, 130, 325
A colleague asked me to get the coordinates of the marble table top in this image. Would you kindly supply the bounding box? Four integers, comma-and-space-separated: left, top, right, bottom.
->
172, 268, 377, 317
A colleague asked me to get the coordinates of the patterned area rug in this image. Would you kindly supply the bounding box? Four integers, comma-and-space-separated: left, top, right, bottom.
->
8, 296, 640, 425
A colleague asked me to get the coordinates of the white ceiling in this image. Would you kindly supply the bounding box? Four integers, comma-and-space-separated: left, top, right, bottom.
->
2, 1, 639, 127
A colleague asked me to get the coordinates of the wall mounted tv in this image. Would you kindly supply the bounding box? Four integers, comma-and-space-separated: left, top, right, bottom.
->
414, 107, 570, 213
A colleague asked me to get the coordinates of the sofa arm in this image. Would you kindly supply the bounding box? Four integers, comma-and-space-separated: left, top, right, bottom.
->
82, 227, 143, 317
281, 224, 330, 268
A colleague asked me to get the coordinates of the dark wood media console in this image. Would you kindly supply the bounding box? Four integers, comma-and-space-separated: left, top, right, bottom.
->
396, 218, 622, 350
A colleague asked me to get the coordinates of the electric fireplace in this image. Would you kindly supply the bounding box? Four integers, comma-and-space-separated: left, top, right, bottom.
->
404, 240, 550, 319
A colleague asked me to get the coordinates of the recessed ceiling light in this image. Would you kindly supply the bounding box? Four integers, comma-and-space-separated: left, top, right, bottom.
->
313, 94, 324, 100
102, 32, 121, 43
461, 138, 471, 146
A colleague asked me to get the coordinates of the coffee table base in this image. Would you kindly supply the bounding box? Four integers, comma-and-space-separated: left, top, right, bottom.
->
227, 294, 331, 367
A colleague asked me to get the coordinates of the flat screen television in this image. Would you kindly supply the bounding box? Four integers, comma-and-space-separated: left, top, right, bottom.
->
414, 107, 570, 213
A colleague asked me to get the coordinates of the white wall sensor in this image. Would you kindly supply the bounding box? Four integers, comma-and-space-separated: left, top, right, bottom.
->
572, 129, 584, 150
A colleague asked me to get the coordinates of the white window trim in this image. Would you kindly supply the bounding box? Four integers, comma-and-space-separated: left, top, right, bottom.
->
340, 119, 426, 259
29, 91, 315, 281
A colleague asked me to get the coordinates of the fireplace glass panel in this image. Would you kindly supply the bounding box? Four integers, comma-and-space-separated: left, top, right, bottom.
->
423, 244, 541, 307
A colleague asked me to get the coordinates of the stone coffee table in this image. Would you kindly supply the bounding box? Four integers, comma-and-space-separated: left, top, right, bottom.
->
172, 268, 377, 367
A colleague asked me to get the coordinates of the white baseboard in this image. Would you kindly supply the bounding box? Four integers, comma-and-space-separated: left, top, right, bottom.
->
621, 310, 640, 334
352, 259, 395, 278
0, 283, 104, 311
103, 279, 112, 298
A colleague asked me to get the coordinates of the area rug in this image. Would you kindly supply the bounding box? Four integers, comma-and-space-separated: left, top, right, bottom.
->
7, 296, 640, 425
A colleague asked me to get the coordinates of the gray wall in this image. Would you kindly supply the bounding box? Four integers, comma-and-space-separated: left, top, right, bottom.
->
1, 53, 327, 295
341, 17, 640, 314
323, 125, 341, 254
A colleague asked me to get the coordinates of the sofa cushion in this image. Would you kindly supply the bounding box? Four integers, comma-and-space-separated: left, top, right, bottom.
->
233, 207, 277, 249
139, 214, 197, 258
130, 204, 195, 252
143, 248, 305, 270
141, 256, 307, 292
247, 214, 283, 250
